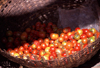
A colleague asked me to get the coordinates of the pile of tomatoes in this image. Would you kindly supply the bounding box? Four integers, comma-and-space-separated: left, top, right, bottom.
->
1, 22, 100, 61
2, 22, 62, 49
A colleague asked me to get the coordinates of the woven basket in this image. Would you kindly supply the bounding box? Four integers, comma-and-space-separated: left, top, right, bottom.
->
0, 0, 100, 68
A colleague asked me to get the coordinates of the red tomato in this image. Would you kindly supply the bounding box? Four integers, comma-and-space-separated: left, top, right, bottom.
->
41, 43, 46, 50
71, 39, 77, 44
7, 48, 12, 52
82, 29, 89, 34
23, 43, 29, 49
30, 55, 35, 60
8, 37, 14, 43
35, 22, 41, 27
49, 54, 55, 60
80, 34, 87, 39
83, 44, 88, 48
82, 38, 88, 44
62, 53, 67, 57
75, 27, 80, 31
41, 23, 46, 28
48, 22, 53, 26
86, 31, 93, 38
45, 42, 49, 47
38, 31, 46, 38
54, 42, 59, 48
74, 46, 80, 51
32, 49, 38, 55
19, 46, 24, 51
18, 51, 23, 55
50, 40, 54, 44
10, 50, 15, 56
28, 46, 32, 52
66, 41, 73, 49
51, 52, 57, 57
58, 37, 64, 42
68, 34, 74, 40
14, 48, 19, 53
25, 28, 31, 33
63, 27, 71, 34
24, 50, 29, 54
37, 45, 41, 50
50, 46, 56, 52
33, 40, 40, 46
64, 34, 69, 41
76, 43, 81, 47
44, 38, 50, 43
20, 32, 27, 40
60, 33, 65, 38
38, 38, 44, 44
50, 33, 59, 40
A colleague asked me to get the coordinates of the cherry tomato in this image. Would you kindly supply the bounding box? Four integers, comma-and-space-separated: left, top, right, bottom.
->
82, 38, 88, 44
62, 41, 67, 46
58, 37, 64, 42
50, 33, 59, 40
32, 49, 38, 55
38, 31, 46, 38
60, 33, 65, 38
68, 34, 74, 40
10, 50, 15, 56
51, 52, 57, 57
18, 51, 23, 55
7, 48, 12, 52
80, 34, 87, 39
56, 48, 62, 54
90, 28, 97, 34
74, 34, 80, 40
44, 38, 49, 43
64, 34, 69, 41
33, 40, 40, 46
45, 47, 50, 53
63, 27, 71, 34
82, 29, 89, 34
86, 31, 93, 38
48, 22, 53, 26
37, 45, 41, 50
26, 28, 31, 33
39, 50, 45, 56
66, 41, 73, 49
24, 50, 29, 54
49, 54, 55, 60
71, 39, 76, 43
41, 43, 46, 50
30, 55, 35, 60
43, 53, 50, 60
50, 46, 56, 52
14, 48, 19, 53
74, 46, 80, 51
50, 40, 54, 44
20, 32, 27, 40
75, 27, 80, 31
28, 46, 32, 52
19, 46, 24, 51
45, 42, 50, 47
23, 43, 29, 49
38, 38, 44, 44
32, 44, 37, 49
83, 44, 88, 48
77, 29, 83, 35
62, 53, 67, 57
35, 22, 41, 27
